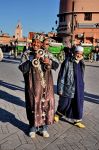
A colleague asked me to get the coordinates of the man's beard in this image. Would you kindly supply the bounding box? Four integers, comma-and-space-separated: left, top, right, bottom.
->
75, 56, 83, 61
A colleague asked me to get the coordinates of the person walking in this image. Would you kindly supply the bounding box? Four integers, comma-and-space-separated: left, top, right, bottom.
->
0, 47, 3, 61
19, 37, 59, 138
54, 46, 85, 128
42, 38, 59, 69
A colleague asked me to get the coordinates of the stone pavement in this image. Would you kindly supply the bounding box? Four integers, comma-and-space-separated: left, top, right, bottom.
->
0, 58, 99, 150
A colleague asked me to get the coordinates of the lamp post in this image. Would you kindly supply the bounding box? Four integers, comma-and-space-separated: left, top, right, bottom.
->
71, 0, 75, 47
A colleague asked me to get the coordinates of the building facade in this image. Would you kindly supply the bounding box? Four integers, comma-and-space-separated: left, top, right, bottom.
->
57, 0, 99, 47
15, 21, 23, 39
0, 21, 26, 46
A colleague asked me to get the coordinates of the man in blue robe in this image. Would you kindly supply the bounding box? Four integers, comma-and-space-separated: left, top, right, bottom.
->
54, 46, 85, 128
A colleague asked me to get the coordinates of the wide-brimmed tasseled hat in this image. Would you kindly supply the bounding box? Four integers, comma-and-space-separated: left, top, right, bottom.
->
32, 34, 44, 42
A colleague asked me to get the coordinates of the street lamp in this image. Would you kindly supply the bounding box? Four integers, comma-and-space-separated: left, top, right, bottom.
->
71, 1, 77, 47
71, 1, 75, 47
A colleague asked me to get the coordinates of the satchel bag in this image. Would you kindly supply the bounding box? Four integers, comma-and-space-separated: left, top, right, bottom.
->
18, 60, 30, 74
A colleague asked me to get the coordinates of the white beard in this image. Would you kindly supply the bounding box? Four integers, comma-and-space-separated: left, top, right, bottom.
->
75, 56, 83, 63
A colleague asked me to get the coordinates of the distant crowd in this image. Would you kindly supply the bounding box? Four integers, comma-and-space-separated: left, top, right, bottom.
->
0, 40, 99, 62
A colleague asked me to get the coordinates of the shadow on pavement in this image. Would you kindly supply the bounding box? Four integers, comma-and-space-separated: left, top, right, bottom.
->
84, 92, 99, 104
85, 64, 99, 68
54, 85, 99, 104
0, 108, 29, 134
2, 59, 20, 64
0, 90, 25, 107
0, 80, 24, 91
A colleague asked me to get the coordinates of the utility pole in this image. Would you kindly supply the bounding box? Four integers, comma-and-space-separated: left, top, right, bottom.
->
71, 0, 75, 47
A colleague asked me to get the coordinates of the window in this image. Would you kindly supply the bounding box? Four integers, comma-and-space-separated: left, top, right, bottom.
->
84, 13, 92, 21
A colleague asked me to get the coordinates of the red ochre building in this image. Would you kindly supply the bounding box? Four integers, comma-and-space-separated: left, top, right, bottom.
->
57, 0, 99, 47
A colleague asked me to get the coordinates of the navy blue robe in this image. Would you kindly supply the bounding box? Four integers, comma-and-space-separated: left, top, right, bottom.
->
57, 61, 84, 120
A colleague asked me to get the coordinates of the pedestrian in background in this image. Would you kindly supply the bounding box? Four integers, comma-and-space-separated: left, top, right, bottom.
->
94, 47, 99, 61
0, 47, 3, 61
19, 37, 59, 138
63, 46, 72, 59
42, 38, 59, 69
54, 46, 86, 128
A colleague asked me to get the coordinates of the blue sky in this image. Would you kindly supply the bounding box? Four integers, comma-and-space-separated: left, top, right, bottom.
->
0, 0, 60, 37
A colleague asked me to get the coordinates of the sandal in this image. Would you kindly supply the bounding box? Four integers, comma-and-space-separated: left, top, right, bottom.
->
74, 122, 85, 128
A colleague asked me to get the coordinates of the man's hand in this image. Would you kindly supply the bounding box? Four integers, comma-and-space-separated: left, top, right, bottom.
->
59, 92, 62, 96
43, 57, 51, 64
